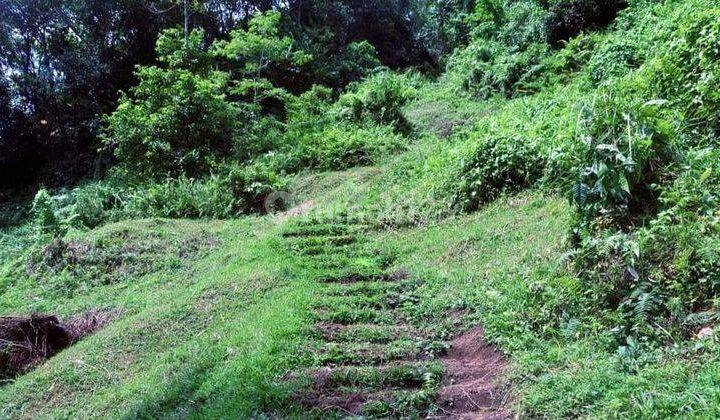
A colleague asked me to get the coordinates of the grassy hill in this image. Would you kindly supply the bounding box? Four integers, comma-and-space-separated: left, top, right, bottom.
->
4, 0, 720, 417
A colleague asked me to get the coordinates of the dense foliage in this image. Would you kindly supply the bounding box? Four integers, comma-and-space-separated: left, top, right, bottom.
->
0, 0, 446, 194
438, 0, 720, 351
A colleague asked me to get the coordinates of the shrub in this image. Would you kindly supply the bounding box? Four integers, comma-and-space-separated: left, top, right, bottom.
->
285, 85, 335, 132
70, 183, 125, 229
31, 188, 62, 237
120, 176, 238, 219
516, 33, 597, 95
453, 133, 545, 212
213, 11, 312, 84
336, 71, 419, 134
446, 40, 505, 96
310, 41, 382, 88
632, 148, 720, 336
447, 40, 549, 99
638, 149, 720, 334
118, 163, 290, 219
55, 161, 291, 224
102, 28, 242, 180
284, 123, 406, 172
654, 10, 720, 141
570, 148, 720, 342
104, 12, 312, 182
587, 40, 640, 85
570, 93, 679, 227
104, 66, 238, 180
561, 2, 720, 345
496, 0, 548, 50
224, 161, 291, 213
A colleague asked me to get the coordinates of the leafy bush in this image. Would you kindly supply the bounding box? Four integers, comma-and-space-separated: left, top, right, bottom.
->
103, 62, 238, 180
104, 12, 312, 182
454, 133, 545, 212
277, 80, 410, 173
446, 40, 504, 95
496, 0, 548, 50
284, 85, 335, 132
70, 183, 126, 229
336, 71, 419, 134
310, 40, 382, 88
465, 0, 547, 49
654, 9, 720, 140
587, 40, 640, 85
554, 2, 720, 346
631, 148, 720, 336
44, 162, 290, 226
223, 161, 291, 213
117, 163, 290, 219
213, 11, 312, 79
121, 176, 238, 219
570, 93, 679, 227
31, 188, 62, 237
283, 123, 406, 172
446, 0, 554, 98
515, 33, 597, 94
465, 0, 504, 36
448, 40, 545, 98
569, 148, 720, 342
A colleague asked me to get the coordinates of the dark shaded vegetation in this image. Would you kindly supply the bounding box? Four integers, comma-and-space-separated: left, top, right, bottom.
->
0, 0, 447, 196
547, 0, 628, 47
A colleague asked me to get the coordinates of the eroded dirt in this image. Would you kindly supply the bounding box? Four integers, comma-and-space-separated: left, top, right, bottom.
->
281, 218, 511, 418
0, 309, 120, 380
435, 326, 511, 419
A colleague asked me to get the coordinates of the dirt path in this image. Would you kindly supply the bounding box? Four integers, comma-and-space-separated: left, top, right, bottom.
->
435, 326, 510, 419
281, 217, 510, 418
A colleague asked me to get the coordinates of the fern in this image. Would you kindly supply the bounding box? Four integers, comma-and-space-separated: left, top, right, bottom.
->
626, 285, 661, 321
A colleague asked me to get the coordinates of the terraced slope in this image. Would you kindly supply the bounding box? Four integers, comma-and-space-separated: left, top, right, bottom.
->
0, 194, 568, 417
281, 217, 509, 418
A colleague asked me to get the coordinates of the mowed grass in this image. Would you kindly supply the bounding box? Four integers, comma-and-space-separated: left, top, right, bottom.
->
0, 217, 317, 418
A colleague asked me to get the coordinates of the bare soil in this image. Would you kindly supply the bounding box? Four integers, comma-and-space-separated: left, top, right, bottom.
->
0, 309, 120, 380
434, 326, 511, 419
284, 220, 511, 418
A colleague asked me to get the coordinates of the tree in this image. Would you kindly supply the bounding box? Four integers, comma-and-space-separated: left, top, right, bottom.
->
103, 12, 313, 180
103, 29, 238, 180
213, 11, 312, 97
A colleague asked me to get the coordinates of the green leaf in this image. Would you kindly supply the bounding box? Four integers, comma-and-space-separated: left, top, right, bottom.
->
618, 173, 631, 194
700, 167, 713, 182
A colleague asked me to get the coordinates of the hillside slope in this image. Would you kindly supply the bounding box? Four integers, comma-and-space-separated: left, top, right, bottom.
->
0, 186, 569, 417
4, 0, 720, 417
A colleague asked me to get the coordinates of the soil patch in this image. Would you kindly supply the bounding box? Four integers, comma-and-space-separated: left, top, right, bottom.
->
435, 326, 511, 419
0, 309, 120, 380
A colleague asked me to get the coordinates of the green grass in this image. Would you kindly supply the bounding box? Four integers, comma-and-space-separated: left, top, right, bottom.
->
0, 217, 318, 417
357, 190, 720, 418
3, 188, 720, 418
